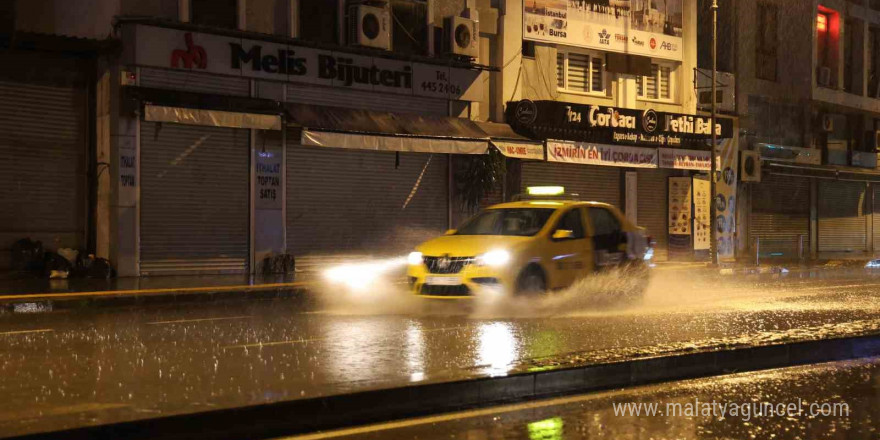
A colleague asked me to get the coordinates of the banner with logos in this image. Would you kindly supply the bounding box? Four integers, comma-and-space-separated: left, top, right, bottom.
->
714, 137, 738, 261
547, 140, 657, 168
128, 24, 483, 102
693, 177, 711, 250
659, 148, 711, 171
523, 0, 683, 62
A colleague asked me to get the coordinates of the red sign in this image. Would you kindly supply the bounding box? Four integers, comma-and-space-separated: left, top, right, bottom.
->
171, 33, 207, 69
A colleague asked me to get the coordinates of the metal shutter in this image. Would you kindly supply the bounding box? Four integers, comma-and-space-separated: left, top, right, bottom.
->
874, 187, 880, 250
521, 162, 620, 206
750, 175, 810, 257
140, 122, 250, 274
0, 80, 85, 270
286, 146, 448, 260
818, 180, 867, 253
286, 83, 448, 116
637, 168, 671, 260
139, 67, 251, 96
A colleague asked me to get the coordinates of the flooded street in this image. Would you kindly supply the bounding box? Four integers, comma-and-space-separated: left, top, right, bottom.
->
0, 268, 879, 437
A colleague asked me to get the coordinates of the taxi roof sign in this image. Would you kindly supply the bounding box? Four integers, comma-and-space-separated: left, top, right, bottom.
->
526, 186, 565, 196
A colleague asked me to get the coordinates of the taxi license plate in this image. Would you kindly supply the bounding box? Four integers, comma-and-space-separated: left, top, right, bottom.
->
425, 276, 461, 286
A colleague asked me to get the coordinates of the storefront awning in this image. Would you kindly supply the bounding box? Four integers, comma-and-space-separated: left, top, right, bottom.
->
145, 105, 282, 130
474, 121, 545, 160
286, 104, 489, 155
765, 160, 880, 182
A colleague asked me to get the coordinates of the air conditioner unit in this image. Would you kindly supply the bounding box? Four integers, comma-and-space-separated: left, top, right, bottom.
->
820, 114, 834, 132
348, 4, 391, 50
817, 66, 832, 87
695, 68, 735, 113
445, 16, 479, 58
740, 150, 761, 183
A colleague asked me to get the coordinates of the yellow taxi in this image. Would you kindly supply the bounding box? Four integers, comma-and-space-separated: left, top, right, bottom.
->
406, 187, 652, 298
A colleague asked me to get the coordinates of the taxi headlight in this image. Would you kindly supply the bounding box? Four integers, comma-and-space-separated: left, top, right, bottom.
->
476, 250, 510, 267
407, 251, 423, 266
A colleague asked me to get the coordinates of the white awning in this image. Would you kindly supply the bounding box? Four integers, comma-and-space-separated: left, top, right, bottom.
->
301, 130, 488, 155
492, 140, 545, 160
145, 105, 282, 130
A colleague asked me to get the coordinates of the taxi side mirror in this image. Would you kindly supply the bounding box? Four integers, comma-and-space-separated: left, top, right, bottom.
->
552, 229, 575, 240
445, 229, 457, 235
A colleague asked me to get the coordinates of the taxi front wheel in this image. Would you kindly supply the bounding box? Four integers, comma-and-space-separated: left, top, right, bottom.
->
516, 266, 547, 296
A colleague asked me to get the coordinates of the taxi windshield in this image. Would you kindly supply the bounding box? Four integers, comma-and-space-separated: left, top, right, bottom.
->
455, 208, 555, 236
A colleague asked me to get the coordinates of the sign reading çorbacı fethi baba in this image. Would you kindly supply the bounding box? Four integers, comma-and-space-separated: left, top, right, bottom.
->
509, 100, 733, 148
523, 0, 684, 62
130, 24, 482, 101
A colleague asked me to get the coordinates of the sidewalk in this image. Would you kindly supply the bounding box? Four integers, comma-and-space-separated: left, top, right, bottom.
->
0, 272, 314, 309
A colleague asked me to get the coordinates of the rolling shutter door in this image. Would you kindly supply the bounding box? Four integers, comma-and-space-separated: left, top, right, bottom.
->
873, 187, 880, 250
521, 162, 620, 206
140, 122, 250, 274
286, 146, 448, 259
637, 169, 670, 260
286, 83, 448, 116
0, 80, 85, 270
139, 67, 251, 96
750, 175, 810, 257
818, 180, 867, 253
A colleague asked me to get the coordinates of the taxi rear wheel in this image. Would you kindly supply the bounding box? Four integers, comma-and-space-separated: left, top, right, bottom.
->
516, 266, 546, 296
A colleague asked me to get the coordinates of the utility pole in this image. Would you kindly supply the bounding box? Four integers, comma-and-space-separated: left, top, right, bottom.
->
709, 0, 719, 265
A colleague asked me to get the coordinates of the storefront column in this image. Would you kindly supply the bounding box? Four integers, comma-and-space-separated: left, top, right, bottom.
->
868, 183, 874, 254
106, 65, 139, 277
810, 179, 819, 260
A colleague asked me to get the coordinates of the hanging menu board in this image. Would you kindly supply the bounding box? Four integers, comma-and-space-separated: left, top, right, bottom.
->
668, 177, 692, 235
693, 177, 711, 250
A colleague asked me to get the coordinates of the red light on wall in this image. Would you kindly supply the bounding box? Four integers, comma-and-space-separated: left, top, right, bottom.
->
817, 13, 828, 32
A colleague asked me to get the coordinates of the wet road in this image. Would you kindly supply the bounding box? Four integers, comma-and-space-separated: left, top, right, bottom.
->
1, 268, 879, 436
302, 357, 879, 439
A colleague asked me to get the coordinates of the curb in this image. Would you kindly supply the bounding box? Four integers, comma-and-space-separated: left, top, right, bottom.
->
8, 333, 880, 440
0, 281, 315, 311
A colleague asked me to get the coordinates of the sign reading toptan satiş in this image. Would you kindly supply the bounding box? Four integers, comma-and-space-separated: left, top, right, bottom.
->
130, 24, 482, 101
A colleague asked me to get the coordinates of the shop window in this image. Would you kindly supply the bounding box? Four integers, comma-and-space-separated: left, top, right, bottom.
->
246, 0, 288, 35
391, 0, 429, 55
556, 49, 605, 95
300, 0, 339, 44
636, 63, 674, 101
755, 2, 778, 81
191, 0, 238, 29
870, 27, 880, 98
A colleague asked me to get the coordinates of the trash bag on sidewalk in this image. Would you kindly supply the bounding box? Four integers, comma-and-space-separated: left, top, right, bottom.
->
43, 252, 72, 279
57, 248, 79, 266
261, 253, 296, 275
11, 238, 44, 271
86, 258, 115, 279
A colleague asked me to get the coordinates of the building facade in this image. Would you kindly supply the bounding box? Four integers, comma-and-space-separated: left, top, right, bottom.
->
4, 0, 738, 275
497, 0, 736, 261
707, 0, 880, 261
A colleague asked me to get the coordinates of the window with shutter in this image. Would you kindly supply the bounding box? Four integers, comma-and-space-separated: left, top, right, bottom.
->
637, 63, 675, 101
556, 49, 605, 95
556, 52, 565, 89
591, 57, 603, 92
568, 52, 590, 92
